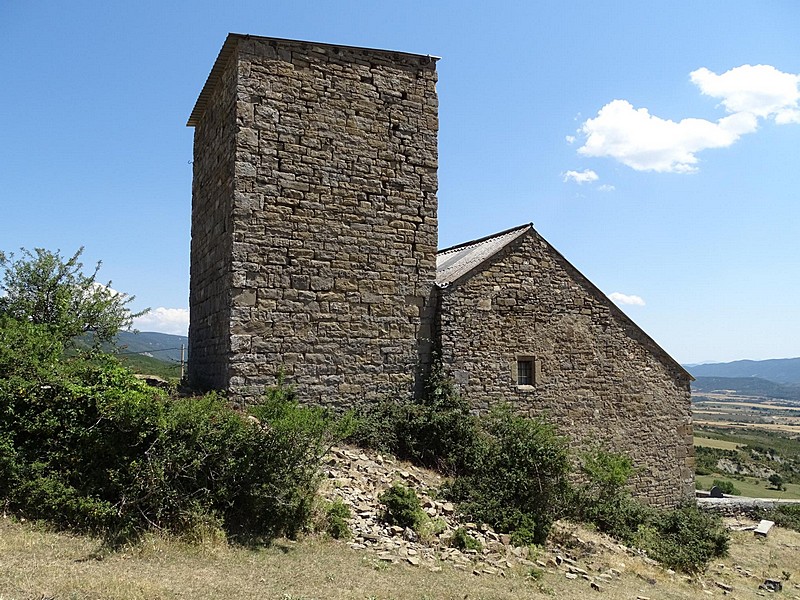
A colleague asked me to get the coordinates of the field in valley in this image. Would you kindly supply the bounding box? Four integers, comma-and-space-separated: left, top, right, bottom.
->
692, 389, 800, 499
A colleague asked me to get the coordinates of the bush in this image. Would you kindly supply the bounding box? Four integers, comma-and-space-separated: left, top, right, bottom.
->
324, 498, 352, 539
378, 483, 426, 531
571, 449, 654, 543
448, 406, 570, 545
569, 447, 728, 572
635, 504, 729, 573
768, 474, 785, 491
763, 504, 800, 532
451, 526, 482, 551
347, 358, 480, 475
0, 318, 342, 543
712, 479, 741, 496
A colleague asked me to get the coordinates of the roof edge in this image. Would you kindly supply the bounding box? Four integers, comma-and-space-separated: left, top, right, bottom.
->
187, 33, 440, 127
437, 223, 693, 382
187, 33, 239, 127
437, 223, 533, 290
438, 223, 533, 255
532, 230, 694, 382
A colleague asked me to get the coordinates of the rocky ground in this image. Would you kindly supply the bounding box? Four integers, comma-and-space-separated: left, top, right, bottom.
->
322, 445, 657, 587
319, 445, 800, 598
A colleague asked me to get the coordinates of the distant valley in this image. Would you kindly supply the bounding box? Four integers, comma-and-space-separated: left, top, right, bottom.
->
685, 356, 800, 403
115, 331, 188, 363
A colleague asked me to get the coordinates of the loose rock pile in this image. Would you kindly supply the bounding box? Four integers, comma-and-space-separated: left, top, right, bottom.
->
319, 445, 625, 583
318, 446, 800, 597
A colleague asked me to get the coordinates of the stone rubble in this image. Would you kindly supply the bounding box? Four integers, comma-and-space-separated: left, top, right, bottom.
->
317, 445, 800, 598
319, 444, 624, 589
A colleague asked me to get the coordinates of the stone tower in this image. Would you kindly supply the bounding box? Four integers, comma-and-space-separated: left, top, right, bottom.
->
187, 34, 439, 405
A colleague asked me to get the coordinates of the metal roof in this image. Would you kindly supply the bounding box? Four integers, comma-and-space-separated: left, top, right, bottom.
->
187, 33, 440, 127
436, 224, 532, 287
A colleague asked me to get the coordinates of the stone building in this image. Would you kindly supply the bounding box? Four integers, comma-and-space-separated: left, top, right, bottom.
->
436, 224, 694, 505
187, 34, 694, 506
187, 34, 438, 403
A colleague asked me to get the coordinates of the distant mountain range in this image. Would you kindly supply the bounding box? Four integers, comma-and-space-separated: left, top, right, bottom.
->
684, 357, 800, 401
114, 331, 188, 364
691, 376, 800, 401
686, 357, 800, 385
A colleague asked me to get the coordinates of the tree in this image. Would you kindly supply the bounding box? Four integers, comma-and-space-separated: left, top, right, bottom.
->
768, 473, 785, 491
0, 247, 147, 346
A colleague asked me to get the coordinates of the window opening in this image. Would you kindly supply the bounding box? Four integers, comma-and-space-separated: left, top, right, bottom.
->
517, 359, 534, 386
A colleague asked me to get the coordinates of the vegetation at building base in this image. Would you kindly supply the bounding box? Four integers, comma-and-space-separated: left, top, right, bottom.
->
0, 318, 343, 545
447, 408, 570, 546
347, 359, 481, 475
352, 364, 730, 572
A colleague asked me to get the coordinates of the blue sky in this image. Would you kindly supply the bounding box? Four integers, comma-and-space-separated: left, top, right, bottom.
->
1, 1, 798, 364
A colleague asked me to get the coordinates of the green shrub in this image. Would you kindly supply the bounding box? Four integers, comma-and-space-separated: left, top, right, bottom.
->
635, 504, 729, 573
763, 504, 800, 532
448, 406, 570, 544
568, 448, 728, 572
712, 479, 741, 495
378, 483, 426, 531
324, 499, 352, 539
0, 319, 342, 543
580, 449, 634, 494
571, 449, 654, 543
768, 473, 785, 491
451, 526, 482, 551
347, 358, 480, 475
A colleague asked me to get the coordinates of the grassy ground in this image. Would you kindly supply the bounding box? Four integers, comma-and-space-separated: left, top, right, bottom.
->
694, 436, 742, 450
2, 518, 800, 600
696, 475, 800, 499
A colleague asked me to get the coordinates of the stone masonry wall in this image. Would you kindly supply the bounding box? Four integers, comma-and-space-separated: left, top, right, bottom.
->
437, 230, 694, 507
196, 36, 439, 405
188, 52, 238, 391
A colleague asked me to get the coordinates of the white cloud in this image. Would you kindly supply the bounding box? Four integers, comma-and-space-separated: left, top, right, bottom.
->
597, 184, 616, 192
608, 292, 646, 306
577, 100, 746, 173
133, 307, 189, 336
576, 64, 800, 173
562, 169, 599, 184
691, 64, 800, 124
565, 135, 576, 144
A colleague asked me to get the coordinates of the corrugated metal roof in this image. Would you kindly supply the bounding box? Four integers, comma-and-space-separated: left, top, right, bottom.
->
436, 224, 532, 287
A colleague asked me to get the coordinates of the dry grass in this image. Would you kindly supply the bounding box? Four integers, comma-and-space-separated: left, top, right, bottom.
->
2, 517, 800, 600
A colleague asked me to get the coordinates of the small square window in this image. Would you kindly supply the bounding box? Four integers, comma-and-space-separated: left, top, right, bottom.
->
516, 358, 535, 386
517, 360, 533, 385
